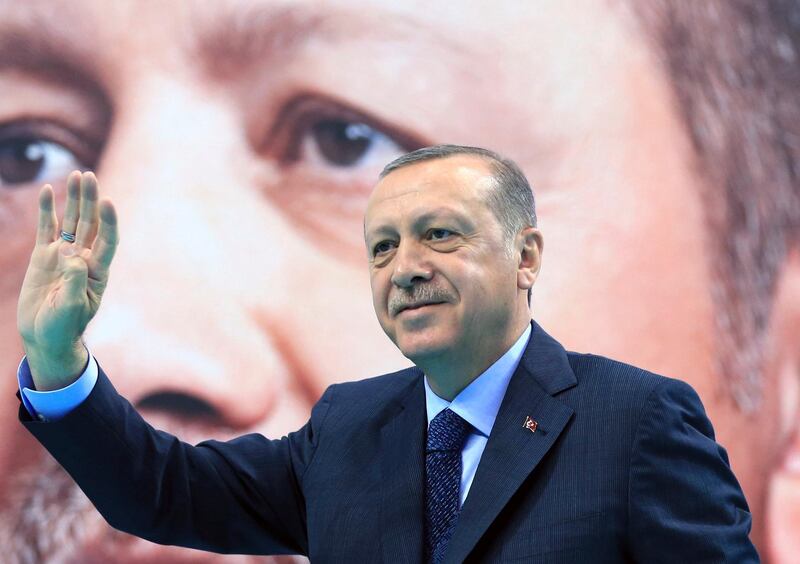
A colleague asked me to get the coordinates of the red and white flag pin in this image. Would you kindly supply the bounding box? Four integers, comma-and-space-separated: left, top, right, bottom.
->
523, 416, 538, 433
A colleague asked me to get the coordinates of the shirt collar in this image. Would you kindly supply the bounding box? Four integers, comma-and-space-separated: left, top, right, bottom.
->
424, 324, 531, 438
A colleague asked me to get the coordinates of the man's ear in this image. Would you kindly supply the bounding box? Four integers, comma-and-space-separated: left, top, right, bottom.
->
517, 227, 543, 291
765, 249, 800, 563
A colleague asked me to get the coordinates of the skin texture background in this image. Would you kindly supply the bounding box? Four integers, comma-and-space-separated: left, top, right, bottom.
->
0, 1, 797, 562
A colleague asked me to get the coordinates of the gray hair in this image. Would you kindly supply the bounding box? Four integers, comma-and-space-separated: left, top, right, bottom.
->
380, 144, 537, 245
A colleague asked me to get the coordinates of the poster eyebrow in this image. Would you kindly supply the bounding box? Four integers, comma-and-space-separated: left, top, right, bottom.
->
190, 4, 468, 80
0, 17, 102, 87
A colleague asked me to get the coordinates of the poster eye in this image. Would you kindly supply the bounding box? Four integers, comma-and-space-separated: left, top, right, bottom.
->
0, 136, 84, 188
267, 96, 424, 172
309, 120, 395, 167
299, 117, 407, 170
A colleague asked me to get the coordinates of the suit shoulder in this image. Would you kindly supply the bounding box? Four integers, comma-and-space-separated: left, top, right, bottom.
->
327, 365, 421, 406
305, 366, 422, 441
564, 350, 700, 407
559, 351, 713, 453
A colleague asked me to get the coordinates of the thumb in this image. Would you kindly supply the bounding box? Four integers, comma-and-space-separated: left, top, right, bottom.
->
58, 245, 88, 304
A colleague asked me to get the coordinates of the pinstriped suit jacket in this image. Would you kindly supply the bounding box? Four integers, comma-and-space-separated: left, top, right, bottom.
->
20, 322, 759, 562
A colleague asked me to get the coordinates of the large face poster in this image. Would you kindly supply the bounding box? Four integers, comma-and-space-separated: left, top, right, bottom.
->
0, 1, 798, 562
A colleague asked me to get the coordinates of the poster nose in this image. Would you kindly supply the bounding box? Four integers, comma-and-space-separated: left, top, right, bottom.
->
76, 99, 290, 433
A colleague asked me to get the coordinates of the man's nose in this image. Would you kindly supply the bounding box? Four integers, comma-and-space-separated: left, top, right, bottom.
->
80, 83, 297, 434
390, 240, 434, 288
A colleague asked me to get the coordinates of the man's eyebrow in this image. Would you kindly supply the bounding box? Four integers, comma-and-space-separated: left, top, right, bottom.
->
365, 207, 472, 239
364, 223, 396, 242
410, 208, 472, 230
191, 4, 466, 80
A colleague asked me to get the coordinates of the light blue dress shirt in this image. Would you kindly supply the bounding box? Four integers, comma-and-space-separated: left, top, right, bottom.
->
17, 350, 98, 421
424, 324, 531, 507
18, 324, 532, 503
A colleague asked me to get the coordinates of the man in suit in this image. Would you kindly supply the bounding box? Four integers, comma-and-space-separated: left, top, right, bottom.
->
16, 145, 758, 561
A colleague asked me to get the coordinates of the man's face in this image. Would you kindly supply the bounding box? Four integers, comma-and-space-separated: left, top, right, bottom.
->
0, 0, 792, 561
365, 156, 524, 369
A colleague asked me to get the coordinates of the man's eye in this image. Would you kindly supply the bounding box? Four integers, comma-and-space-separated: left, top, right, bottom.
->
429, 229, 454, 240
373, 241, 396, 255
0, 135, 86, 188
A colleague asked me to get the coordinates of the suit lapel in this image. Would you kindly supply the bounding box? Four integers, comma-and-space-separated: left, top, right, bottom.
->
444, 322, 577, 563
379, 369, 428, 564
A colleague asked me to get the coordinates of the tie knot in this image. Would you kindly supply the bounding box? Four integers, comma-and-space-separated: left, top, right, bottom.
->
427, 408, 472, 453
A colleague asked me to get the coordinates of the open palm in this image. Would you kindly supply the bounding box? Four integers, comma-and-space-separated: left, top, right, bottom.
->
17, 171, 118, 390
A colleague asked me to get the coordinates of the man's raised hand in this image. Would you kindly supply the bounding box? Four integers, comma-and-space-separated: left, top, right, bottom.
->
17, 171, 118, 391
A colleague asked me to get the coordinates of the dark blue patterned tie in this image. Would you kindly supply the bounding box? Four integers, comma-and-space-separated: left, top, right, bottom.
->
425, 408, 473, 563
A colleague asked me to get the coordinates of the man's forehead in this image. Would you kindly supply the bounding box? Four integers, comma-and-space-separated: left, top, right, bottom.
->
372, 156, 495, 199
365, 156, 495, 228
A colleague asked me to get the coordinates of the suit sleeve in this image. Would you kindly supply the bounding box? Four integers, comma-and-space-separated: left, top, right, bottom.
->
18, 363, 334, 556
627, 378, 760, 563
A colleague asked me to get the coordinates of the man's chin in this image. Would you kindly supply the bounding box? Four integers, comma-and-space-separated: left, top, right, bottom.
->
395, 332, 455, 364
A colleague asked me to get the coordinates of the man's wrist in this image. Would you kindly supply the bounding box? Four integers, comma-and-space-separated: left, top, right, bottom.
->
23, 342, 89, 391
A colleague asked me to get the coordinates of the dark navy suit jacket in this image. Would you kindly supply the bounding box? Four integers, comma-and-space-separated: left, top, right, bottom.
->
20, 322, 759, 562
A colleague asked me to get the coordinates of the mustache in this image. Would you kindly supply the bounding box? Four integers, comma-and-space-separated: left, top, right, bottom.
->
0, 453, 109, 564
388, 284, 453, 316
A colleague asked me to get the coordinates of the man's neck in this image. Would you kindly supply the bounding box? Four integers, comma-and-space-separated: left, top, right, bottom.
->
421, 320, 530, 401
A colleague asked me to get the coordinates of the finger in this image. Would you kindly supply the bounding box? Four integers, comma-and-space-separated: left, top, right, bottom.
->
75, 172, 99, 248
60, 171, 82, 239
36, 184, 58, 245
89, 199, 119, 274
